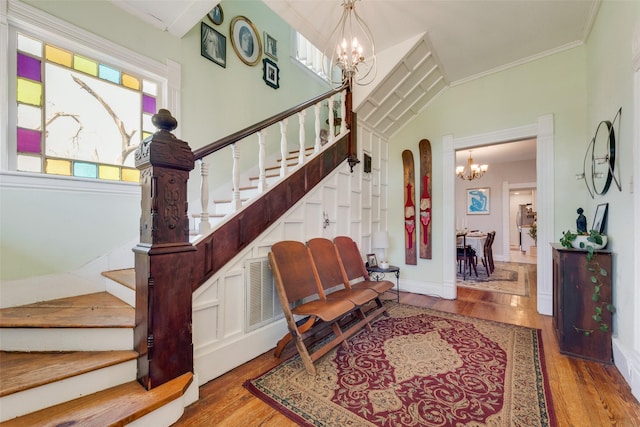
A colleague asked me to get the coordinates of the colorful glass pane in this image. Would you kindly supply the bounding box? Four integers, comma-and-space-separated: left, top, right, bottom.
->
142, 113, 154, 133
74, 55, 98, 76
122, 74, 140, 90
18, 34, 42, 57
98, 64, 120, 84
98, 165, 120, 180
17, 155, 42, 172
17, 128, 41, 153
45, 158, 72, 175
14, 33, 159, 183
142, 95, 156, 114
17, 78, 42, 106
121, 168, 140, 183
17, 104, 42, 129
45, 45, 72, 67
143, 80, 157, 96
74, 162, 98, 178
17, 53, 41, 81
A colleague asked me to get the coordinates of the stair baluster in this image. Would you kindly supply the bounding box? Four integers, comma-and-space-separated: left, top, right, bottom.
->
257, 129, 267, 192
231, 143, 241, 211
198, 160, 211, 233
297, 110, 306, 165
279, 118, 288, 177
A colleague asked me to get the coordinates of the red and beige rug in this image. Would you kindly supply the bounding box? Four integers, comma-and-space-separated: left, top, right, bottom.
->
245, 303, 555, 426
457, 262, 529, 296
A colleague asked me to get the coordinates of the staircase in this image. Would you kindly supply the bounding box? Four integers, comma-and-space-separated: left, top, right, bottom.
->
0, 271, 195, 426
201, 147, 315, 229
0, 147, 321, 425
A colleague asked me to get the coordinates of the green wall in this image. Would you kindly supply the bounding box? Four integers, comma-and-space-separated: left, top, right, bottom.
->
584, 0, 638, 350
388, 46, 588, 283
1, 0, 327, 279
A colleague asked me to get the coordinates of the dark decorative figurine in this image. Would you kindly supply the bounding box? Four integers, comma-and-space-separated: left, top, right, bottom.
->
576, 207, 587, 233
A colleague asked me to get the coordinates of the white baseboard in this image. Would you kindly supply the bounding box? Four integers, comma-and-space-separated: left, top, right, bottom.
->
612, 338, 640, 401
193, 320, 288, 386
400, 278, 456, 300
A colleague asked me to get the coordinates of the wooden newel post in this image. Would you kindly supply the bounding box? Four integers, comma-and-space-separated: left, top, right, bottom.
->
133, 109, 196, 389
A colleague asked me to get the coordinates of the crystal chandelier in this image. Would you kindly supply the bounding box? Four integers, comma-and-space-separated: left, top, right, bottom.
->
456, 151, 488, 181
323, 0, 376, 89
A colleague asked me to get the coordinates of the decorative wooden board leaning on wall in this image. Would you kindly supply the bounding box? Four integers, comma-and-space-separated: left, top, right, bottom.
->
419, 139, 432, 259
402, 150, 417, 265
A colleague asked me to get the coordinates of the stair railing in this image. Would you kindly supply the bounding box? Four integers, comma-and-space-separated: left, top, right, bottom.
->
191, 87, 348, 235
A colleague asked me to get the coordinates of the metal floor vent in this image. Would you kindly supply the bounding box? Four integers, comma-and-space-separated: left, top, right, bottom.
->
245, 257, 283, 332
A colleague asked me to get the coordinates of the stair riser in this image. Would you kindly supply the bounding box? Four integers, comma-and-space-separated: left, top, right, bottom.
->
106, 280, 135, 307
1, 328, 133, 351
0, 360, 136, 422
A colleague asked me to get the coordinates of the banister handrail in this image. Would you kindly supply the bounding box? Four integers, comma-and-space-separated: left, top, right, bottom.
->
192, 86, 345, 160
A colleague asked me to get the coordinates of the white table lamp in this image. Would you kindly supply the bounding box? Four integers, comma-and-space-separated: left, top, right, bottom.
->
372, 231, 389, 266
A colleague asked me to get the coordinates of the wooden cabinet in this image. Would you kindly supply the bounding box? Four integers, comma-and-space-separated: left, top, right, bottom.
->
552, 243, 612, 363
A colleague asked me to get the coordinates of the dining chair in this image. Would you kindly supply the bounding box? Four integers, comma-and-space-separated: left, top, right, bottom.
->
486, 231, 496, 273
456, 236, 478, 279
479, 236, 492, 276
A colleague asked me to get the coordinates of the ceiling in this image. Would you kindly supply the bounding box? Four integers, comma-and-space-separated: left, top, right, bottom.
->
110, 0, 597, 157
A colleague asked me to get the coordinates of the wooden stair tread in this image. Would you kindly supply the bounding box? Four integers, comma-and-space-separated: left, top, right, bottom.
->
102, 269, 135, 290
0, 372, 193, 427
249, 172, 280, 180
0, 350, 137, 397
0, 292, 134, 328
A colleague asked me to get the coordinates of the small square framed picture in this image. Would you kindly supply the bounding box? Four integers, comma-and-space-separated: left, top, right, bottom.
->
264, 32, 277, 60
262, 58, 280, 89
366, 253, 378, 268
467, 188, 490, 214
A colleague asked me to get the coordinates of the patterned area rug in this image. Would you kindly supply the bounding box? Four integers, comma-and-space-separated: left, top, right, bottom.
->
457, 261, 529, 296
245, 303, 555, 426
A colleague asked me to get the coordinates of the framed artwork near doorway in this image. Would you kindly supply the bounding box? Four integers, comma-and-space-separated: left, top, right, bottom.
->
467, 188, 490, 214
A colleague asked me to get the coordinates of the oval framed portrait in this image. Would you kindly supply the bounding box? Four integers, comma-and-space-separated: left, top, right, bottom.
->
230, 16, 262, 66
207, 5, 223, 25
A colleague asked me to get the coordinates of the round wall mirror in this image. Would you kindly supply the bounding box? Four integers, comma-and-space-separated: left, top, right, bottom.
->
590, 120, 615, 195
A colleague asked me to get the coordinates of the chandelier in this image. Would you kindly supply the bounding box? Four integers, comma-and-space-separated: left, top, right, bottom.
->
323, 0, 376, 89
456, 151, 488, 181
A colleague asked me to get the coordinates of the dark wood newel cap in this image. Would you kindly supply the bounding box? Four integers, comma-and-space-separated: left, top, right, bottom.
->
152, 108, 178, 132
135, 109, 194, 171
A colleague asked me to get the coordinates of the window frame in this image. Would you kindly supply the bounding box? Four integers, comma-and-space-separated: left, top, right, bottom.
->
1, 0, 180, 192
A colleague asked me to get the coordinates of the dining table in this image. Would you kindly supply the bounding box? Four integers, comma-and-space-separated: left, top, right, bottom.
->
456, 231, 488, 278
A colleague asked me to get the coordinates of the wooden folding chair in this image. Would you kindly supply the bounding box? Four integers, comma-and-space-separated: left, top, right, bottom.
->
307, 238, 383, 329
269, 240, 355, 375
333, 236, 395, 296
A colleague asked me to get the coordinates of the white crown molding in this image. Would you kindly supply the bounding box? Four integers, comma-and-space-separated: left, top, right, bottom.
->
7, 0, 167, 79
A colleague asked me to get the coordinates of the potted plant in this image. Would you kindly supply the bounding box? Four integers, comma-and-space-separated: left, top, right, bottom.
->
559, 229, 615, 335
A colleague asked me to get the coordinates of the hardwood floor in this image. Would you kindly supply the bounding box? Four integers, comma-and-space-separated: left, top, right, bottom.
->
173, 264, 640, 426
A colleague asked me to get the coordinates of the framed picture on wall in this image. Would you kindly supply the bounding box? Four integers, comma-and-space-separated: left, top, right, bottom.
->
230, 16, 262, 66
264, 31, 277, 60
467, 188, 490, 214
201, 22, 226, 68
207, 5, 223, 25
262, 58, 279, 89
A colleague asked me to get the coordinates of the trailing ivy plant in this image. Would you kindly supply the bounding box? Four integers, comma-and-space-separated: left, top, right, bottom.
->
559, 229, 615, 336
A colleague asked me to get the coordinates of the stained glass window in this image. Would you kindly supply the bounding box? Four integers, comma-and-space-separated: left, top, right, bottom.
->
15, 33, 161, 183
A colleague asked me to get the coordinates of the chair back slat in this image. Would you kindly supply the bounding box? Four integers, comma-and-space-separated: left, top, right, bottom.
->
307, 238, 348, 292
334, 236, 369, 281
270, 240, 321, 302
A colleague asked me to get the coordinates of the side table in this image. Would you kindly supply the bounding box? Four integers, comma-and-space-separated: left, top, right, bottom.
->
366, 265, 400, 303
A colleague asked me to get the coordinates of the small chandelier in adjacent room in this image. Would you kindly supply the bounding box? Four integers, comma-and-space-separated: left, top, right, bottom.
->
323, 0, 376, 89
456, 151, 488, 181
